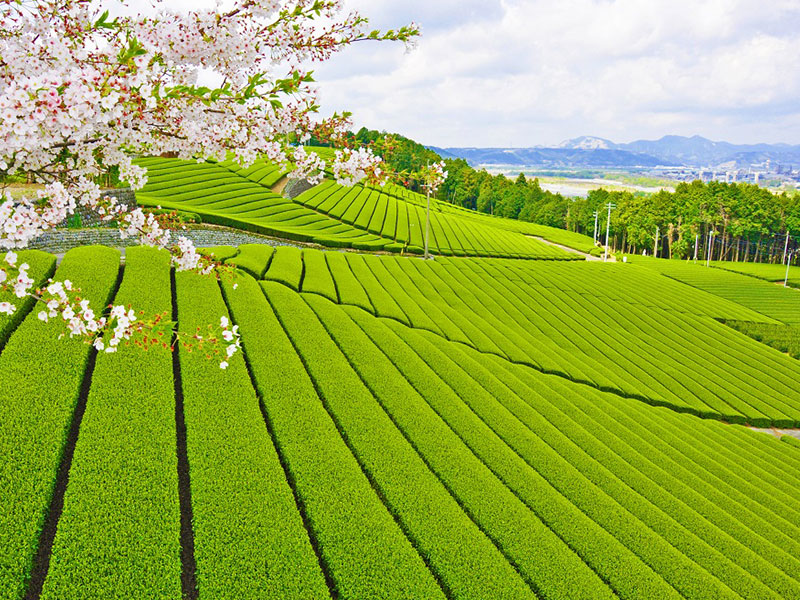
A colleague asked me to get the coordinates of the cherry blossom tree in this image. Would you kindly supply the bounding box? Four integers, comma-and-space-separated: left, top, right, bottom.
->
419, 161, 448, 195
0, 0, 418, 365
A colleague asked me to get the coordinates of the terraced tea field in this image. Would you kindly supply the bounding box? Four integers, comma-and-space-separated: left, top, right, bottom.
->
628, 255, 800, 324
135, 156, 578, 259
2, 244, 800, 599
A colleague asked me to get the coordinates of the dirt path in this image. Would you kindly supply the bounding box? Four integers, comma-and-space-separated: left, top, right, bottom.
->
271, 175, 289, 195
748, 426, 800, 440
529, 236, 605, 261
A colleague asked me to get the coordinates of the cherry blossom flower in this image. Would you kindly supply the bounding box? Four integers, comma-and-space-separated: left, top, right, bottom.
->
0, 0, 418, 366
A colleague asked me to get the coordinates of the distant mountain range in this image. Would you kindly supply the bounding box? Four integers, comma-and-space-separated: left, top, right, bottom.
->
430, 135, 800, 169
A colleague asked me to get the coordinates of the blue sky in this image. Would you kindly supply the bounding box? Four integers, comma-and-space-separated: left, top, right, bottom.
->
309, 0, 800, 147
124, 0, 800, 148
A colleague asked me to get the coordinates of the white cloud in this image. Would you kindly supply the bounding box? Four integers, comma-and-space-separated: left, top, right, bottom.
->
106, 0, 800, 147
310, 0, 800, 146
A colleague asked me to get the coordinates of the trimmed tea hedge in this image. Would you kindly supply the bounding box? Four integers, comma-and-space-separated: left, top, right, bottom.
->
221, 275, 444, 599
40, 247, 180, 599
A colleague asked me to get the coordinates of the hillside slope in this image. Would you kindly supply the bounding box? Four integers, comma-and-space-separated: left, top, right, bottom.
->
134, 156, 576, 259
2, 246, 800, 598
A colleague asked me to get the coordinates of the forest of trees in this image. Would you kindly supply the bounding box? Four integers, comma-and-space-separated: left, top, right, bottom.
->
350, 129, 800, 263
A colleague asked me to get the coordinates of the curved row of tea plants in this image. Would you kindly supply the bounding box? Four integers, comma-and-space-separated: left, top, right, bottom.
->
379, 181, 600, 254
293, 180, 574, 258
710, 260, 800, 288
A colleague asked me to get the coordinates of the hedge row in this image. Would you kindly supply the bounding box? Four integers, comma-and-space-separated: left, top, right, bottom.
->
220, 274, 444, 599
285, 289, 536, 599
198, 245, 239, 261
344, 254, 408, 324
263, 246, 302, 291
726, 320, 800, 360
140, 154, 577, 259
628, 256, 800, 324
225, 243, 274, 278
0, 246, 121, 599
39, 247, 180, 598
359, 255, 443, 335
396, 318, 799, 597
287, 246, 794, 429
136, 157, 388, 252
298, 243, 800, 426
501, 361, 800, 593
456, 348, 791, 599
323, 252, 372, 312
375, 318, 682, 600
301, 250, 337, 302
292, 276, 800, 598
176, 270, 329, 599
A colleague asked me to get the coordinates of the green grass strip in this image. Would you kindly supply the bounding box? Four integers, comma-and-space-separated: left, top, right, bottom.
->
379, 317, 683, 600
359, 255, 442, 334
416, 330, 745, 599
220, 274, 444, 599
300, 250, 337, 302
343, 254, 408, 324
199, 246, 239, 261
0, 246, 121, 599
40, 247, 180, 599
472, 352, 789, 599
177, 270, 329, 599
324, 252, 372, 312
264, 246, 302, 290
501, 362, 800, 595
225, 243, 275, 279
339, 304, 617, 600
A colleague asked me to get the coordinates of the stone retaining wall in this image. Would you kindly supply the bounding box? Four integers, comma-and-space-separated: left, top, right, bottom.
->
283, 177, 315, 199
28, 225, 303, 254
58, 188, 137, 228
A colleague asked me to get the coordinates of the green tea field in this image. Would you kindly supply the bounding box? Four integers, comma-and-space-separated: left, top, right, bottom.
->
5, 1, 800, 599
135, 155, 586, 259
2, 243, 800, 599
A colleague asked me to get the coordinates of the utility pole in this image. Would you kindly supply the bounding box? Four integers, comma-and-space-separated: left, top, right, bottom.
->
693, 233, 699, 262
654, 226, 660, 259
424, 175, 431, 260
423, 190, 431, 259
785, 250, 793, 287
603, 202, 616, 263
783, 231, 790, 265
706, 230, 714, 267
592, 210, 599, 243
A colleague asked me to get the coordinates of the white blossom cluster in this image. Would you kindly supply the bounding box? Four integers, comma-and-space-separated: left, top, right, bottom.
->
218, 316, 241, 370
0, 251, 33, 314
423, 161, 448, 195
35, 280, 149, 354
288, 146, 327, 185
332, 147, 385, 187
